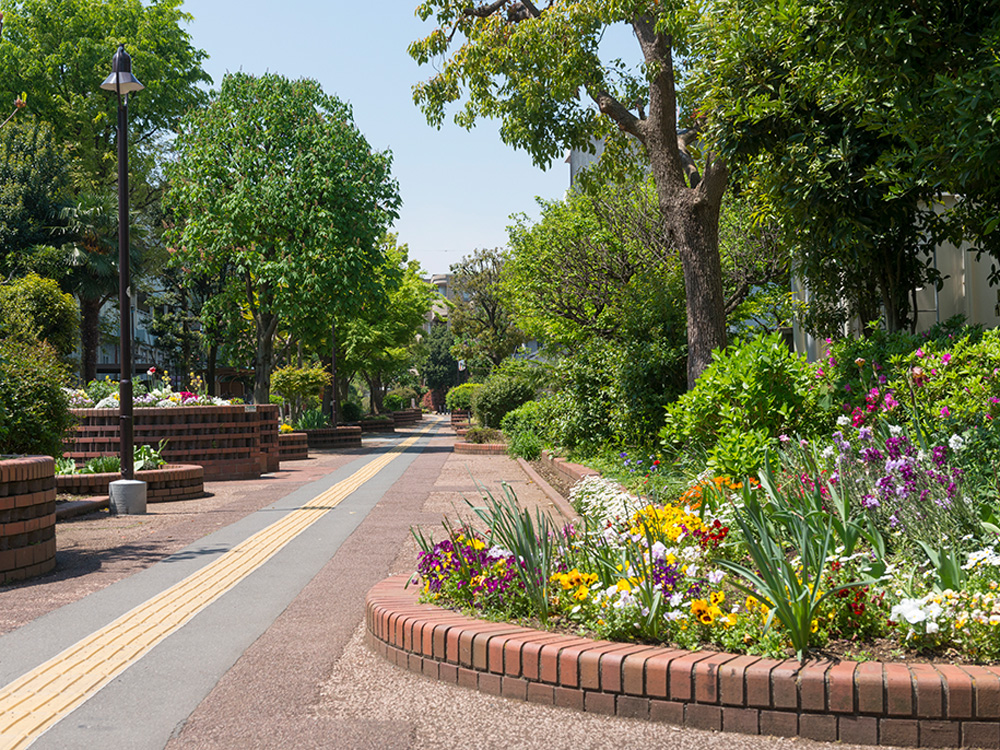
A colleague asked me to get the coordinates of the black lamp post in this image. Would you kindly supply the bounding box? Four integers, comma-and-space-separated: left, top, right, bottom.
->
101, 44, 144, 485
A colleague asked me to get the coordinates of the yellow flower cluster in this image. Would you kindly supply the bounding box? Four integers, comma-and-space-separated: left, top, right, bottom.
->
690, 591, 734, 626
629, 504, 704, 541
455, 533, 486, 551
551, 568, 599, 602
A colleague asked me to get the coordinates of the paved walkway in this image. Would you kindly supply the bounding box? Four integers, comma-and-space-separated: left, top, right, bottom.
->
0, 417, 892, 750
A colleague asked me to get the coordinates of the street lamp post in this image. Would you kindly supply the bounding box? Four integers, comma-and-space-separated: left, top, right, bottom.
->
101, 44, 146, 515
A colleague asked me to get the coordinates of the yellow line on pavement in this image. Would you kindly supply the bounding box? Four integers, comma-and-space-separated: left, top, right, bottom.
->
0, 424, 434, 749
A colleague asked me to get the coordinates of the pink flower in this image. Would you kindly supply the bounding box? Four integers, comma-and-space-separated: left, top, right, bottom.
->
916, 348, 925, 358
942, 353, 952, 365
816, 367, 825, 378
941, 406, 951, 417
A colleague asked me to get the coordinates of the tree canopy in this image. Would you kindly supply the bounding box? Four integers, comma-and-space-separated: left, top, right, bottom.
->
166, 72, 401, 402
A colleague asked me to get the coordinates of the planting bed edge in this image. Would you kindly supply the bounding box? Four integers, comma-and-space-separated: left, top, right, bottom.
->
367, 573, 998, 749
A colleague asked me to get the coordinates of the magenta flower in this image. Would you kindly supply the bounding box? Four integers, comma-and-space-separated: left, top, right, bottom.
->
941, 353, 952, 365
916, 348, 925, 358
940, 406, 951, 417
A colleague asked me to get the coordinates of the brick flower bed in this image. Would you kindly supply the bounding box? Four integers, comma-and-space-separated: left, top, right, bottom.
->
64, 406, 278, 481
257, 404, 280, 473
358, 418, 396, 434
392, 408, 423, 427
450, 409, 471, 429
278, 432, 309, 461
302, 426, 362, 450
368, 574, 1000, 749
453, 442, 507, 455
55, 464, 204, 502
0, 456, 56, 584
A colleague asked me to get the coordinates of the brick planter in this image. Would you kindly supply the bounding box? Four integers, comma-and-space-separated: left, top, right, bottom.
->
55, 464, 204, 502
278, 432, 309, 461
540, 451, 599, 485
391, 408, 423, 427
368, 574, 999, 749
0, 456, 56, 584
358, 418, 396, 434
453, 442, 507, 455
65, 406, 278, 481
257, 404, 280, 473
302, 426, 362, 450
450, 409, 471, 429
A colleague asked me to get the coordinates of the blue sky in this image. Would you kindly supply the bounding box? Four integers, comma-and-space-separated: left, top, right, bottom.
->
180, 0, 573, 276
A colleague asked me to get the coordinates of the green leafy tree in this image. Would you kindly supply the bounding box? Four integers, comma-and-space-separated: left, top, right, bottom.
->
449, 247, 525, 369
0, 0, 210, 193
166, 73, 401, 403
0, 118, 68, 269
410, 1, 730, 386
697, 0, 999, 332
422, 319, 459, 408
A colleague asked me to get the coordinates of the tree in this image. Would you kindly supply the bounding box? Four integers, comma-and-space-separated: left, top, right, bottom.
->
0, 118, 68, 270
166, 73, 401, 403
0, 0, 210, 194
338, 239, 434, 414
410, 1, 729, 386
422, 319, 459, 408
697, 0, 1000, 332
449, 247, 525, 369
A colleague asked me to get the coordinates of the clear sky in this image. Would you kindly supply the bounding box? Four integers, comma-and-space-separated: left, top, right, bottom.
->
179, 0, 571, 276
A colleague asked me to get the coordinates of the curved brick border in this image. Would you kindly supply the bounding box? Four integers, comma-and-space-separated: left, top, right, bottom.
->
453, 442, 507, 455
0, 456, 56, 584
278, 432, 309, 461
367, 574, 1000, 749
55, 464, 204, 502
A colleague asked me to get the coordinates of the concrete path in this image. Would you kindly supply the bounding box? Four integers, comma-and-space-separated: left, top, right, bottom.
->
0, 416, 894, 750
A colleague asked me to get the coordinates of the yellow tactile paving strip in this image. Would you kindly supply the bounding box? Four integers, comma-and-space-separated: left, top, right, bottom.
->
0, 425, 433, 750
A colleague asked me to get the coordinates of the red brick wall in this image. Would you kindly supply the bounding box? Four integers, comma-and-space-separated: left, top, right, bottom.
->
55, 464, 204, 502
278, 432, 309, 461
0, 456, 56, 584
302, 426, 362, 450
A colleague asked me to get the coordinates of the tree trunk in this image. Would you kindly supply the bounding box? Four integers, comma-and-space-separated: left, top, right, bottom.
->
79, 296, 102, 384
329, 322, 338, 426
207, 342, 218, 396
252, 311, 278, 404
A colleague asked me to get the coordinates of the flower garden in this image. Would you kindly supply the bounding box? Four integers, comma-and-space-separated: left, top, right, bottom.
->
414, 322, 1000, 667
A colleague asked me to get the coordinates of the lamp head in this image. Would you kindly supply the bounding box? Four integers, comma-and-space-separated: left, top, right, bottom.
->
100, 44, 144, 95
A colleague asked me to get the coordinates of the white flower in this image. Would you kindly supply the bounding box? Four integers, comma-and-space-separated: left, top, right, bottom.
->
837, 415, 851, 427
890, 598, 928, 624
669, 592, 684, 607
651, 541, 667, 561
708, 569, 725, 585
821, 446, 835, 459
925, 621, 940, 634
685, 564, 699, 578
949, 434, 965, 451
487, 545, 513, 559
889, 424, 903, 435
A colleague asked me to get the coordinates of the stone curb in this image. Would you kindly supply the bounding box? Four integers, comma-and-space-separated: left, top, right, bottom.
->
514, 457, 577, 522
453, 442, 507, 455
366, 574, 999, 749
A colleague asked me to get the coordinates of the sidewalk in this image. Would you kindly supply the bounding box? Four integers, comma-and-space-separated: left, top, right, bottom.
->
0, 418, 888, 750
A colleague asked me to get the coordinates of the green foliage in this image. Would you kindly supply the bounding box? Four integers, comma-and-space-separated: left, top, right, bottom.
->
0, 273, 79, 356
449, 247, 526, 368
422, 319, 459, 394
500, 400, 545, 439
384, 386, 418, 412
463, 427, 504, 445
294, 409, 330, 430
467, 483, 556, 620
0, 119, 68, 269
133, 440, 168, 471
85, 376, 119, 403
445, 383, 482, 412
660, 332, 828, 475
472, 375, 534, 429
340, 401, 362, 423
166, 72, 400, 402
507, 429, 542, 461
0, 338, 71, 457
270, 365, 331, 421
81, 454, 120, 474
54, 456, 76, 475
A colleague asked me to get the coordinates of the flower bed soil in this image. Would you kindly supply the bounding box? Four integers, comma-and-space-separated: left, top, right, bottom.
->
367, 573, 1000, 749
55, 464, 205, 502
0, 456, 56, 584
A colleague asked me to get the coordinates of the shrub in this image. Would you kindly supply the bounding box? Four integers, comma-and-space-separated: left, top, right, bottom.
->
463, 427, 504, 444
445, 382, 482, 412
0, 339, 72, 457
295, 408, 330, 430
659, 332, 828, 475
384, 386, 418, 412
270, 365, 330, 421
472, 375, 534, 428
340, 401, 362, 423
0, 273, 79, 357
507, 429, 541, 460
500, 400, 545, 439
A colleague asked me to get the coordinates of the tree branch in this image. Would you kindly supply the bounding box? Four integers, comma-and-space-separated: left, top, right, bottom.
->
592, 90, 644, 141
463, 0, 509, 18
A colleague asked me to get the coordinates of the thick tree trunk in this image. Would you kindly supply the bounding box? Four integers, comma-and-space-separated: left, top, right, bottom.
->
329, 322, 338, 426
207, 343, 218, 396
79, 296, 102, 384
